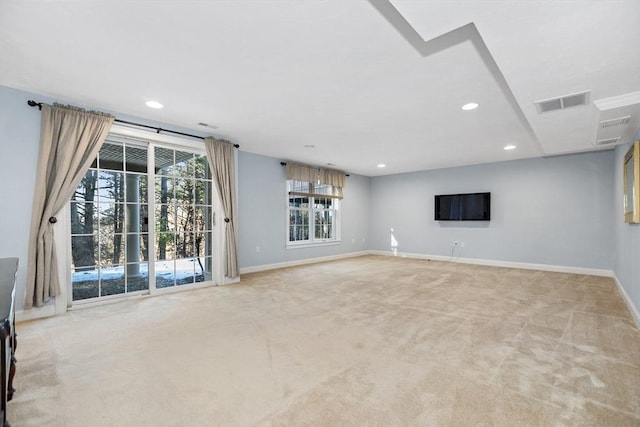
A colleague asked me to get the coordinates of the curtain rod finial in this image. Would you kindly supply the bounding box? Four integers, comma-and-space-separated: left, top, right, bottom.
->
27, 100, 43, 110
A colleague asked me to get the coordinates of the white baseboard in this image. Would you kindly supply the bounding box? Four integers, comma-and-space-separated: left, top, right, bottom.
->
613, 275, 640, 328
21, 252, 627, 323
16, 303, 56, 323
239, 251, 371, 275
368, 250, 615, 277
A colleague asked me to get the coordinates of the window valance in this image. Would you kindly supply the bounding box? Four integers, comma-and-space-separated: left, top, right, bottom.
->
285, 163, 346, 199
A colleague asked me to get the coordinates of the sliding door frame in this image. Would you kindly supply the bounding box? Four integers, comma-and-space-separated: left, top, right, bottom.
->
54, 124, 232, 313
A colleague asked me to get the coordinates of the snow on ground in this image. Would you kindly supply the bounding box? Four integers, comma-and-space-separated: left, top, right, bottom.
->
72, 258, 203, 282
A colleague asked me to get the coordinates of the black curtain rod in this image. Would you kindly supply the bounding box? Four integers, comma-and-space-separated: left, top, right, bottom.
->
280, 161, 349, 176
27, 100, 239, 148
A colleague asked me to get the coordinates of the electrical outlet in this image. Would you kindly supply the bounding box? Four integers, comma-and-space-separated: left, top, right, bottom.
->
461, 241, 465, 248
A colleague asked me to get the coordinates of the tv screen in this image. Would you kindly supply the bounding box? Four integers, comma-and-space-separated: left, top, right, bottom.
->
434, 192, 491, 221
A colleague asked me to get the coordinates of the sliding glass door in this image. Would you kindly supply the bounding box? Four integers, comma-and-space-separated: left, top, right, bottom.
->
69, 137, 215, 302
153, 147, 213, 288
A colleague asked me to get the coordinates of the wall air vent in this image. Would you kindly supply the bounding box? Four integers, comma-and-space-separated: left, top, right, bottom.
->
595, 137, 621, 146
600, 116, 631, 128
534, 90, 591, 114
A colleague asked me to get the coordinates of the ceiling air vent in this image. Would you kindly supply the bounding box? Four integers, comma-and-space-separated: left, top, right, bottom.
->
534, 90, 591, 114
595, 137, 621, 146
198, 122, 218, 129
600, 116, 631, 128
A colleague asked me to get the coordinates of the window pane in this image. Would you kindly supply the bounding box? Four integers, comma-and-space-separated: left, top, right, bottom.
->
195, 231, 212, 257
289, 209, 308, 226
156, 232, 175, 261
289, 197, 309, 208
176, 206, 195, 234
125, 145, 147, 173
99, 233, 125, 267
176, 232, 195, 258
291, 211, 299, 225
99, 202, 125, 237
72, 270, 99, 301
315, 197, 333, 209
155, 203, 176, 232
314, 184, 335, 197
124, 173, 146, 203
195, 256, 213, 282
176, 258, 196, 286
194, 206, 212, 231
195, 180, 212, 205
314, 210, 334, 239
99, 143, 124, 171
101, 267, 125, 297
98, 171, 125, 203
137, 175, 148, 204
70, 202, 98, 236
140, 233, 150, 261
71, 235, 98, 269
155, 147, 174, 176
155, 176, 175, 204
72, 170, 98, 203
126, 203, 148, 233
175, 178, 194, 205
315, 210, 333, 224
155, 260, 175, 288
125, 233, 149, 263
289, 225, 309, 242
194, 155, 210, 179
288, 180, 310, 193
126, 263, 149, 292
174, 151, 194, 177
315, 224, 333, 239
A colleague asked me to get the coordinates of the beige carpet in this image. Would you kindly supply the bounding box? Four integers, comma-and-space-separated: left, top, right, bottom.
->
9, 255, 640, 426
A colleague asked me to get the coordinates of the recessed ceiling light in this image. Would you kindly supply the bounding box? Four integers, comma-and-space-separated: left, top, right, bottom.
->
504, 144, 516, 150
145, 100, 163, 109
377, 163, 386, 168
461, 102, 479, 111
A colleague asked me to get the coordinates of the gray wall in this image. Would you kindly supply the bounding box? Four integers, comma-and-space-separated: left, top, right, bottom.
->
0, 86, 43, 312
369, 152, 615, 270
1, 84, 634, 317
238, 151, 370, 269
614, 142, 640, 317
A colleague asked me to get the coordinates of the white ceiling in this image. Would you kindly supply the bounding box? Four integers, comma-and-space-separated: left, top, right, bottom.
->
1, 0, 639, 176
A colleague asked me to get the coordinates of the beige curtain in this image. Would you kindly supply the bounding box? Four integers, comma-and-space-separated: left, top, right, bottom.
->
25, 103, 114, 309
204, 137, 239, 278
286, 163, 318, 183
319, 168, 345, 188
319, 168, 345, 198
286, 162, 346, 198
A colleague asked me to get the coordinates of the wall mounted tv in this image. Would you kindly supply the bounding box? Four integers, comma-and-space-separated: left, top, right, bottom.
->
434, 192, 491, 221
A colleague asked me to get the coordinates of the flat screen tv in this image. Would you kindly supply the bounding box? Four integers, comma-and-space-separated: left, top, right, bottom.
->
434, 192, 491, 221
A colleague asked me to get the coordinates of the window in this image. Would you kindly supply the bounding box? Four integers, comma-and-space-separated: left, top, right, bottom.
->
69, 138, 215, 302
286, 164, 345, 247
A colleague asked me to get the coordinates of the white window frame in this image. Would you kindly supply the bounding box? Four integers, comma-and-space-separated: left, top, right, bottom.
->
286, 181, 341, 249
